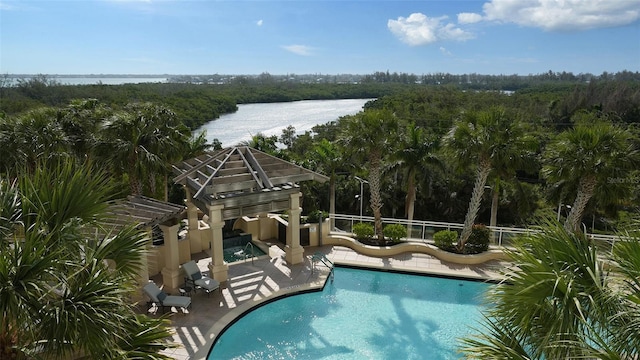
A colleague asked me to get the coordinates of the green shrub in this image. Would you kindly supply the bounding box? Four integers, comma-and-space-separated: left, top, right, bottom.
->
465, 224, 490, 254
433, 230, 458, 252
306, 209, 329, 224
352, 222, 374, 241
383, 224, 406, 243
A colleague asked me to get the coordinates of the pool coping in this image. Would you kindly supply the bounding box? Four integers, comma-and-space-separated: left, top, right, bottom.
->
193, 259, 505, 359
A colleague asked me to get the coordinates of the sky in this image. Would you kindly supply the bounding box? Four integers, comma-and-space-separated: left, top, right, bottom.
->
1, 0, 639, 76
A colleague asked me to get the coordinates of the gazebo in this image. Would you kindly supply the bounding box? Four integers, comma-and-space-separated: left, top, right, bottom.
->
172, 146, 329, 286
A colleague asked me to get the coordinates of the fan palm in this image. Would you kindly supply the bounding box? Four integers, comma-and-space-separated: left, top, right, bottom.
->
0, 107, 68, 175
340, 109, 398, 244
542, 114, 638, 232
240, 132, 278, 154
58, 98, 111, 160
461, 221, 640, 359
98, 102, 189, 196
309, 138, 344, 230
391, 123, 442, 236
443, 107, 533, 251
0, 160, 174, 359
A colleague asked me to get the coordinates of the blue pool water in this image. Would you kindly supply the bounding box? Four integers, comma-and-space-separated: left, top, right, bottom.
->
209, 267, 491, 359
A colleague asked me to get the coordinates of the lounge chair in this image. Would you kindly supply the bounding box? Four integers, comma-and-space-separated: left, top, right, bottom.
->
182, 260, 220, 296
143, 282, 191, 313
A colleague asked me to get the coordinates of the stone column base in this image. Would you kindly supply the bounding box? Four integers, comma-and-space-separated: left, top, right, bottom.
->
208, 262, 229, 283
161, 267, 182, 294
285, 245, 305, 265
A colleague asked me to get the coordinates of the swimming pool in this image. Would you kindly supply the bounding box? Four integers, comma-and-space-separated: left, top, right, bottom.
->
208, 267, 491, 359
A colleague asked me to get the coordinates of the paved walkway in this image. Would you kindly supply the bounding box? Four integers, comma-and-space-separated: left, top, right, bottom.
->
147, 245, 507, 359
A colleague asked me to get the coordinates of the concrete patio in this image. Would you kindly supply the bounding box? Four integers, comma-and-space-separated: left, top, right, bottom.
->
146, 244, 507, 360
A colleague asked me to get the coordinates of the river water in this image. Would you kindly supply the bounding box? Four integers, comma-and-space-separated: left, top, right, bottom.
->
195, 98, 372, 147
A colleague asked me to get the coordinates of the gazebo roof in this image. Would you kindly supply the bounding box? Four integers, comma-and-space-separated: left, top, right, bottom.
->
172, 146, 329, 219
105, 195, 186, 230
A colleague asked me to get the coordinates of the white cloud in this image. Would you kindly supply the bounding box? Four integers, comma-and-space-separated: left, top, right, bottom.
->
256, 19, 263, 26
439, 46, 452, 56
457, 12, 483, 24
388, 13, 474, 46
281, 44, 313, 56
481, 0, 640, 31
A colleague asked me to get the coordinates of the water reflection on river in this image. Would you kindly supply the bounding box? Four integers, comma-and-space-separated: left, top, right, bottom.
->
196, 99, 372, 147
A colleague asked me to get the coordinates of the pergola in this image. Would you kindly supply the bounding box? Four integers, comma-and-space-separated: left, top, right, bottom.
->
106, 195, 186, 296
172, 146, 329, 285
106, 195, 186, 233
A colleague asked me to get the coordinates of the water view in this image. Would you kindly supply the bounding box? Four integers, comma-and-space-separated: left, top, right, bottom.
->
195, 98, 372, 147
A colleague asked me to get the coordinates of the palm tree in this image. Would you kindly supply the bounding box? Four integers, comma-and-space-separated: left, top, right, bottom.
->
462, 221, 640, 359
309, 138, 344, 229
98, 102, 188, 196
2, 107, 68, 173
0, 100, 112, 178
0, 160, 174, 359
443, 107, 533, 251
542, 114, 639, 232
391, 123, 442, 236
340, 109, 398, 244
58, 98, 111, 160
240, 133, 278, 154
0, 116, 24, 176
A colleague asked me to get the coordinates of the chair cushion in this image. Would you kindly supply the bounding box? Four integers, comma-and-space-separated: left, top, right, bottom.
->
157, 291, 167, 302
195, 277, 220, 291
143, 282, 162, 302
191, 271, 202, 281
161, 295, 191, 309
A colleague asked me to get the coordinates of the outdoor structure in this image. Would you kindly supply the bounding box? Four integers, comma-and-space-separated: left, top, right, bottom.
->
172, 146, 329, 283
106, 195, 186, 296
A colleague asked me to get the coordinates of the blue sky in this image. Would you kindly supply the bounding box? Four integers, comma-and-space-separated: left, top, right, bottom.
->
1, 0, 639, 75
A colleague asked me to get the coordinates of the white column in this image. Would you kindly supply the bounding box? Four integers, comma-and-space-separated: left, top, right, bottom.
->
258, 212, 272, 240
186, 197, 202, 254
160, 222, 181, 293
207, 204, 229, 283
285, 192, 304, 264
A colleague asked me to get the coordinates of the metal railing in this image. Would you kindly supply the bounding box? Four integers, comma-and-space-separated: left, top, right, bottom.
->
329, 213, 623, 250
243, 241, 256, 265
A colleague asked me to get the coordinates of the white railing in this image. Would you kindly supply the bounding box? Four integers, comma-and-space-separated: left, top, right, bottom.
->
329, 213, 623, 250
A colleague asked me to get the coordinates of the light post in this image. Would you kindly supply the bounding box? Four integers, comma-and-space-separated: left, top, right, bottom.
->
557, 204, 571, 222
354, 176, 368, 221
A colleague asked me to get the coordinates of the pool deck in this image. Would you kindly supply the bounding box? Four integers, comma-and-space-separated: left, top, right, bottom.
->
149, 244, 508, 360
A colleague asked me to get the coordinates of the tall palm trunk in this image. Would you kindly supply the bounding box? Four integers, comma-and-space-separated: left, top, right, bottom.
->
405, 168, 417, 238
564, 175, 597, 233
458, 158, 492, 251
368, 152, 384, 244
129, 155, 142, 196
164, 172, 169, 202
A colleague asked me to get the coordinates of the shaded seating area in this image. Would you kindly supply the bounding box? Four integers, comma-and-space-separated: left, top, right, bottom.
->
182, 260, 220, 296
172, 146, 329, 284
143, 282, 192, 313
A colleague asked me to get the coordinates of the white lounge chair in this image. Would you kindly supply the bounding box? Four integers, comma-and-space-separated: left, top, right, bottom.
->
143, 282, 191, 313
182, 260, 220, 296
